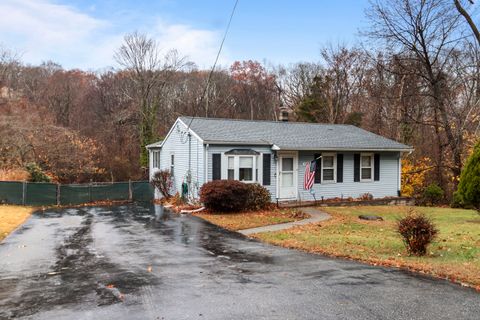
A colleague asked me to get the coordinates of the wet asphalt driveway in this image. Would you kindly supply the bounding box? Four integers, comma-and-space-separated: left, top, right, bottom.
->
0, 205, 479, 320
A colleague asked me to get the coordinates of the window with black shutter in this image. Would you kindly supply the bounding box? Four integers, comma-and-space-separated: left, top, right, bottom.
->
354, 153, 360, 182
337, 154, 344, 183
212, 154, 221, 180
262, 154, 271, 186
314, 153, 321, 183
374, 153, 380, 181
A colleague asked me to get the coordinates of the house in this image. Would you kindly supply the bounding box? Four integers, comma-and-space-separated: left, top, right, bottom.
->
147, 116, 412, 202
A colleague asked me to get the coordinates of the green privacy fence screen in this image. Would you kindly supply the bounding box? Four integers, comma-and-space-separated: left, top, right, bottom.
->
0, 181, 24, 205
0, 181, 153, 206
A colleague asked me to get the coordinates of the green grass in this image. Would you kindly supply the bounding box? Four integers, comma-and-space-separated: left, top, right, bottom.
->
255, 206, 480, 288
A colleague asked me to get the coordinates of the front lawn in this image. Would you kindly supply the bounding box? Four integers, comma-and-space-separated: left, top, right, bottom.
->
194, 208, 308, 231
0, 205, 34, 241
254, 206, 480, 289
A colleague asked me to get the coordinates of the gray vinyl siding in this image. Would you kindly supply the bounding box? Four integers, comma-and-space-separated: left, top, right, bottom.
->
151, 124, 401, 202
207, 145, 277, 200
154, 119, 205, 198
297, 151, 400, 201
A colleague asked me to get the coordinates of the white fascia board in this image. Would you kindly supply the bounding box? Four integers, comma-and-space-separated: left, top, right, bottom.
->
156, 118, 181, 148
202, 140, 272, 146
177, 118, 204, 143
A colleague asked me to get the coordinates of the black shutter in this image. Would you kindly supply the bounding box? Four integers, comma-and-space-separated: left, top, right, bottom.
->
374, 153, 380, 181
314, 153, 321, 183
337, 154, 343, 183
212, 154, 221, 180
262, 154, 271, 186
354, 153, 360, 182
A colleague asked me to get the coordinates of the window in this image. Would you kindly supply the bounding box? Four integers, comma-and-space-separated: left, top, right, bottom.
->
170, 154, 175, 176
361, 153, 373, 181
152, 151, 160, 168
227, 156, 234, 180
223, 155, 257, 183
322, 153, 336, 183
239, 157, 254, 181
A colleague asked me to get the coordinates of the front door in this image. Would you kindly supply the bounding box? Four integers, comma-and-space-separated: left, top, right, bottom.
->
278, 153, 297, 199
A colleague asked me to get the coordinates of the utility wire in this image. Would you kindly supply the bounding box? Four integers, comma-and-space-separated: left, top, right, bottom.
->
186, 0, 239, 130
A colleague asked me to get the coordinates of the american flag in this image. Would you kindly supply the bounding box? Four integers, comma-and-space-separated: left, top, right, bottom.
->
303, 160, 316, 190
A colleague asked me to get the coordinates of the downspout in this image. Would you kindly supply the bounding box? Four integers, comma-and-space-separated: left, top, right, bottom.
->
204, 144, 209, 184
188, 132, 192, 199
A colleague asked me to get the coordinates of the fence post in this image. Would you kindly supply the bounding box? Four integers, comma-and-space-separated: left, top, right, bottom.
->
22, 181, 27, 205
89, 183, 92, 203
56, 184, 61, 206
128, 180, 133, 201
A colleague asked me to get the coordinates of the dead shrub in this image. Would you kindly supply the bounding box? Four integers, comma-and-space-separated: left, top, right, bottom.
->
397, 210, 438, 256
0, 168, 30, 181
151, 170, 173, 199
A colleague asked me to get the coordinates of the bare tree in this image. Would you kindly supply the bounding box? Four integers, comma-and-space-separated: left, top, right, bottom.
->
454, 0, 480, 45
115, 32, 187, 166
366, 0, 479, 189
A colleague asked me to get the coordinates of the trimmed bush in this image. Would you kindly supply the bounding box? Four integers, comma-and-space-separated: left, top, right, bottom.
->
151, 170, 173, 199
25, 163, 51, 183
423, 183, 444, 205
397, 210, 438, 256
246, 183, 271, 210
199, 180, 249, 212
454, 141, 480, 210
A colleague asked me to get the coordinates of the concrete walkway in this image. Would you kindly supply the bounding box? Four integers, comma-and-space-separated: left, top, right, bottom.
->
238, 207, 331, 235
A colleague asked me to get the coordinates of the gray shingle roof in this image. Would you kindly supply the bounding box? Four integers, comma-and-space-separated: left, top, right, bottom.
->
179, 117, 412, 151
146, 140, 163, 149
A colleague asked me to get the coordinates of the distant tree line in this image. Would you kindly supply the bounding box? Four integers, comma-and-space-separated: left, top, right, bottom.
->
0, 0, 478, 201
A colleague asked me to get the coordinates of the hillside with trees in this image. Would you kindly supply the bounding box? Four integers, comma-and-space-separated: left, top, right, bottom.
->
0, 0, 478, 202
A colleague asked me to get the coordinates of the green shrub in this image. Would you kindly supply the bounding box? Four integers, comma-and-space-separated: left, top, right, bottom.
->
397, 210, 438, 256
199, 180, 249, 212
25, 163, 51, 183
246, 183, 271, 210
423, 183, 444, 205
454, 141, 480, 210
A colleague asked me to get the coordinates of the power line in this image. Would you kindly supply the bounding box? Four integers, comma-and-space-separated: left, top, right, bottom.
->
186, 0, 239, 130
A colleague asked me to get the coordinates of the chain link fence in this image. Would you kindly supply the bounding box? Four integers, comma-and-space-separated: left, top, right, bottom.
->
0, 181, 154, 206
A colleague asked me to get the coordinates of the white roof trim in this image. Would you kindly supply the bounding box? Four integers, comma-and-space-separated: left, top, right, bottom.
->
178, 118, 204, 143
148, 118, 205, 150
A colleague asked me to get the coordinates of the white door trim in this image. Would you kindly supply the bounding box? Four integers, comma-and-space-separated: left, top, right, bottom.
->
277, 151, 298, 200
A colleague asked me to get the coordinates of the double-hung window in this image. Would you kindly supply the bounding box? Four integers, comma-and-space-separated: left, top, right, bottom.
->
227, 156, 235, 180
152, 151, 160, 168
361, 153, 373, 181
170, 154, 175, 176
224, 153, 257, 183
239, 157, 254, 182
322, 153, 336, 183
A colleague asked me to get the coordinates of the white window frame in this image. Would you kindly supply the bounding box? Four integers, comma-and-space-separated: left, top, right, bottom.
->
321, 153, 336, 184
360, 153, 374, 182
223, 155, 257, 183
227, 156, 235, 180
152, 150, 160, 169
170, 153, 175, 176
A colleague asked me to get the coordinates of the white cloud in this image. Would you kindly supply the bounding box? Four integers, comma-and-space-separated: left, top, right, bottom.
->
0, 0, 229, 70
151, 20, 230, 69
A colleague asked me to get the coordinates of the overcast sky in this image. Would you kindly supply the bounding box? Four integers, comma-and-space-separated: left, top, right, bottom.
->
0, 0, 371, 70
